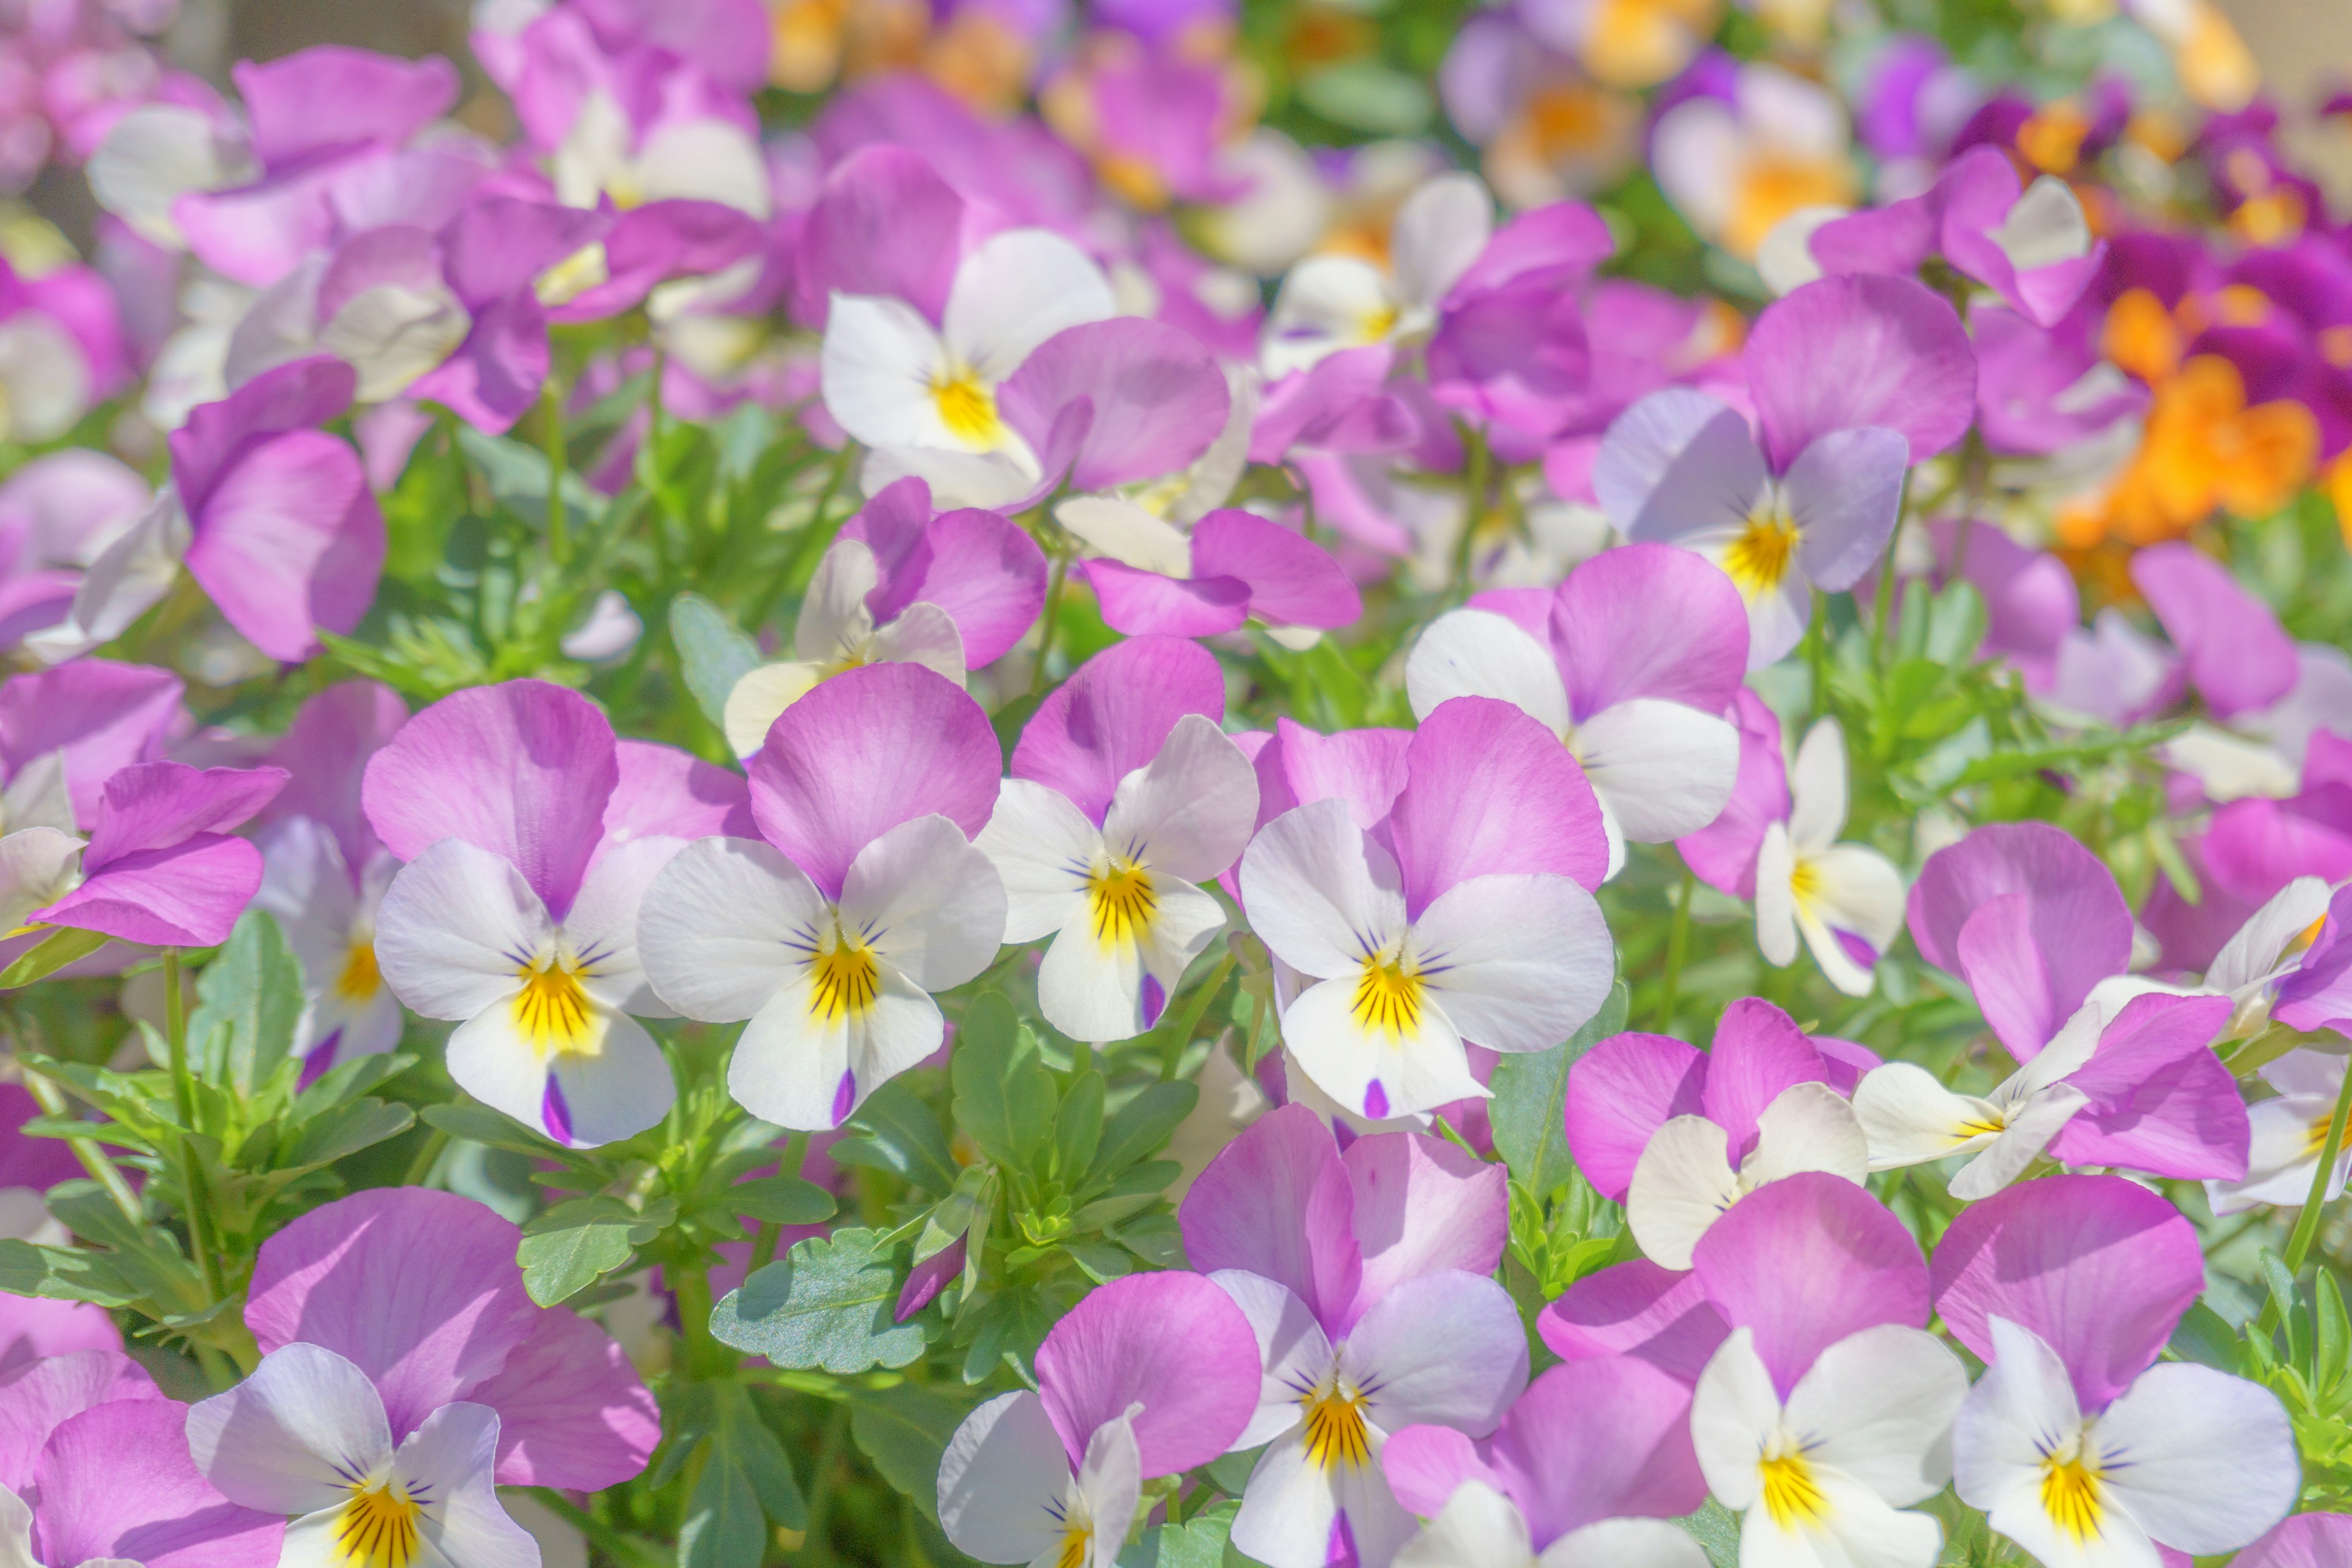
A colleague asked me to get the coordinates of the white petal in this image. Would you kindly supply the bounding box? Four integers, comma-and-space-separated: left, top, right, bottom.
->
1264, 257, 1395, 377
563, 835, 685, 1015
1953, 1319, 2089, 1540
1411, 873, 1613, 1052
635, 118, 773, 217
256, 817, 363, 979
1787, 1325, 1967, 1506
1057, 496, 1193, 577
944, 229, 1118, 383
1629, 1115, 1741, 1272
1541, 1518, 1709, 1568
1074, 1412, 1144, 1567
1102, 714, 1259, 885
1575, 699, 1740, 843
976, 780, 1100, 945
319, 283, 470, 403
399, 1403, 537, 1568
24, 488, 188, 666
0, 315, 89, 443
1036, 873, 1224, 1044
1229, 1431, 1341, 1568
2096, 1365, 2298, 1554
2210, 1092, 2339, 1213
1946, 1086, 2088, 1202
1390, 173, 1491, 311
839, 814, 1005, 992
1395, 1482, 1532, 1568
374, 838, 551, 1022
2158, 723, 2298, 804
861, 444, 1040, 510
0, 1485, 32, 1568
0, 826, 84, 933
0, 751, 72, 835
1787, 719, 1849, 850
1852, 1063, 2002, 1170
1744, 578, 1814, 671
1755, 206, 1846, 295
1343, 1271, 1529, 1434
1210, 1269, 1328, 1450
1404, 610, 1571, 736
869, 602, 967, 683
2207, 875, 2332, 995
1239, 799, 1409, 980
1741, 1082, 1871, 1187
939, 1392, 1072, 1565
541, 1010, 676, 1146
1991, 176, 2092, 271
727, 961, 941, 1129
821, 293, 956, 452
1739, 1469, 1943, 1568
1689, 1327, 1784, 1512
1793, 845, 1904, 997
1280, 971, 1477, 1122
795, 540, 881, 663
186, 1343, 393, 1515
723, 663, 828, 758
1755, 822, 1799, 967
636, 836, 828, 1021
88, 103, 251, 245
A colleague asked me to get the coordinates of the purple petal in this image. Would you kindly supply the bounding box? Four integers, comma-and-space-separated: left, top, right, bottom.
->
436, 196, 604, 312
1548, 543, 1747, 720
1177, 1103, 1361, 1332
999, 318, 1229, 493
1011, 635, 1224, 826
1253, 718, 1412, 832
0, 1296, 119, 1378
1907, 823, 2132, 1055
1389, 696, 1609, 915
2234, 1513, 2352, 1568
2203, 790, 2352, 908
82, 762, 287, 870
1444, 202, 1614, 304
232, 45, 458, 168
749, 662, 1000, 901
846, 495, 1049, 668
465, 1306, 660, 1490
0, 661, 183, 830
545, 200, 761, 323
1928, 518, 2078, 674
407, 292, 549, 435
2131, 543, 2299, 720
1675, 689, 1788, 900
1603, 391, 1765, 543
1700, 999, 1831, 1164
1488, 1357, 1708, 1542
1081, 560, 1250, 638
1782, 426, 1909, 592
1381, 1425, 1502, 1520
1249, 346, 1412, 465
792, 145, 965, 326
262, 680, 409, 876
1537, 1261, 1729, 1385
1691, 1173, 1930, 1399
895, 1237, 967, 1324
184, 428, 385, 662
0, 1349, 159, 1494
1807, 188, 1940, 279
0, 1083, 82, 1193
173, 171, 341, 290
1745, 275, 1977, 470
1339, 1131, 1508, 1332
361, 679, 618, 914
168, 356, 357, 518
34, 1400, 283, 1568
2051, 993, 2247, 1180
603, 740, 755, 845
1564, 1032, 1708, 1202
244, 1186, 543, 1442
1189, 510, 1362, 631
1033, 1271, 1262, 1479
35, 835, 266, 948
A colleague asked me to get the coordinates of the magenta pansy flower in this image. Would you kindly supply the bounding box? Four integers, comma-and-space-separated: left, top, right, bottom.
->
1261, 173, 1491, 377
1239, 696, 1613, 1120
1934, 1176, 2298, 1568
1060, 500, 1361, 643
1594, 275, 1977, 665
938, 1270, 1260, 1568
638, 663, 1005, 1129
979, 636, 1256, 1044
1178, 1106, 1528, 1568
0, 659, 183, 832
366, 679, 753, 1146
1406, 543, 1749, 873
18, 760, 285, 950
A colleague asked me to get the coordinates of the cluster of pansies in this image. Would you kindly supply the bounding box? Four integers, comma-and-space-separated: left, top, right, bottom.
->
1, 0, 2352, 1562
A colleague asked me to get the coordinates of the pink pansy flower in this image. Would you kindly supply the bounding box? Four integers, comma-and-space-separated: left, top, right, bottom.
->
2237, 1513, 2352, 1568
1936, 1176, 2299, 1568
366, 680, 753, 1147
721, 477, 1046, 756
190, 1190, 657, 1568
1239, 696, 1613, 1120
638, 663, 1005, 1129
1566, 1000, 1874, 1269
1423, 202, 1618, 447
0, 1349, 281, 1568
979, 636, 1256, 1044
1262, 173, 1492, 377
1752, 717, 1905, 997
1381, 1359, 1709, 1568
1058, 499, 1361, 644
939, 1270, 1260, 1568
0, 451, 151, 655
15, 760, 285, 950
1593, 276, 1976, 666
1179, 1106, 1529, 1568
0, 659, 183, 833
1405, 543, 1749, 875
253, 681, 410, 1082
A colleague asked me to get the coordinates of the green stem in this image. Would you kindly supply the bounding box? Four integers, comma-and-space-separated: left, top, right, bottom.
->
399, 1127, 448, 1188
20, 1068, 141, 1225
1658, 869, 1695, 1035
671, 1259, 720, 1378
161, 951, 223, 1301
1158, 952, 1238, 1080
1452, 422, 1490, 601
540, 379, 570, 566
1030, 544, 1072, 696
2279, 1061, 2352, 1298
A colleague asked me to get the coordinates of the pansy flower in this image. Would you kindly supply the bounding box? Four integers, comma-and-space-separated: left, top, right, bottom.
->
1262, 173, 1491, 377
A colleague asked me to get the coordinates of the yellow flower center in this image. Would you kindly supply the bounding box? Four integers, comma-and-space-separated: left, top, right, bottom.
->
1085, 859, 1158, 949
930, 367, 1004, 448
1053, 1521, 1092, 1568
1722, 507, 1801, 598
1351, 951, 1424, 1039
807, 929, 881, 1024
1759, 1450, 1830, 1529
1357, 301, 1401, 344
1300, 1378, 1373, 1471
333, 940, 382, 1003
2040, 1447, 2106, 1542
333, 1480, 422, 1568
1725, 154, 1856, 261
512, 958, 603, 1058
535, 242, 611, 307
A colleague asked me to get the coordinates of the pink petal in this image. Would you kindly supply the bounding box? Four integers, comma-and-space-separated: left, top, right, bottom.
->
603, 740, 755, 845
2051, 993, 2247, 1180
468, 1307, 659, 1490
1034, 1271, 1261, 1479
1537, 1261, 1728, 1385
1250, 346, 1412, 464
1339, 1131, 1509, 1332
1489, 1357, 1708, 1542
1691, 1173, 1929, 1399
1177, 1103, 1362, 1331
1081, 559, 1250, 638
244, 1187, 544, 1442
1564, 1032, 1708, 1202
1189, 510, 1362, 630
1254, 718, 1412, 832
1389, 696, 1608, 914
83, 762, 287, 870
0, 1349, 159, 1495
36, 834, 265, 948
262, 680, 408, 878
232, 45, 458, 168
0, 1296, 119, 1375
749, 662, 1000, 901
34, 1400, 283, 1568
2203, 790, 2352, 907
998, 318, 1230, 493
1929, 1174, 2204, 1411
0, 660, 183, 830
1700, 999, 1831, 1164
1011, 635, 1224, 826
183, 428, 385, 662
168, 356, 356, 518
173, 172, 341, 290
1380, 1424, 1502, 1519
1675, 688, 1788, 900
2131, 543, 2299, 720
2235, 1513, 2352, 1568
361, 679, 618, 914
792, 145, 966, 326
1745, 275, 1978, 471
407, 293, 549, 434
850, 500, 1049, 669
546, 200, 761, 323
1549, 543, 1747, 720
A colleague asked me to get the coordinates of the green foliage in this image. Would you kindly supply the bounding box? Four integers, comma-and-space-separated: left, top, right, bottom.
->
710, 1229, 933, 1374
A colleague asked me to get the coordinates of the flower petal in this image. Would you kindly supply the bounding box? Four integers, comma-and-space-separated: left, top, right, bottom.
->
463, 1307, 658, 1490
636, 836, 829, 1022
186, 1343, 391, 1516
1785, 1324, 1967, 1506
839, 815, 1006, 993
1782, 427, 1907, 593
1240, 799, 1409, 979
1575, 699, 1739, 844
938, 1392, 1071, 1564
2097, 1363, 2297, 1555
373, 837, 547, 1022
1412, 872, 1614, 1053
1405, 609, 1572, 737
944, 230, 1118, 385
1180, 1104, 1362, 1332
1390, 698, 1610, 910
975, 779, 1098, 945
1745, 276, 1976, 470
1011, 636, 1225, 826
1340, 1132, 1508, 1328
1035, 1271, 1262, 1479
1102, 714, 1259, 886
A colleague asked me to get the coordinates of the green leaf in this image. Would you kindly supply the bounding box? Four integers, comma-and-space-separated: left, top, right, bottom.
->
726, 1392, 807, 1530
283, 1098, 416, 1169
1054, 1071, 1105, 1182
678, 1449, 763, 1568
726, 1175, 837, 1226
2169, 1301, 2244, 1374
952, 993, 1055, 1170
1489, 980, 1629, 1197
832, 1080, 960, 1194
40, 1181, 145, 1251
518, 1196, 655, 1306
0, 1239, 138, 1308
670, 592, 763, 728
2318, 1270, 2350, 1395
420, 1102, 575, 1161
850, 1383, 982, 1520
186, 911, 304, 1094
709, 1227, 929, 1374
0, 927, 110, 990
1081, 1082, 1199, 1192
960, 1287, 1061, 1384
1675, 1499, 1743, 1568
454, 425, 604, 528
1121, 1499, 1238, 1568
